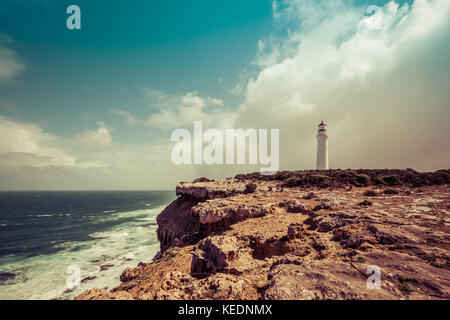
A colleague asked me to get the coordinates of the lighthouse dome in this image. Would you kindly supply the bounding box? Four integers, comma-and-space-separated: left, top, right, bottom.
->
318, 121, 327, 132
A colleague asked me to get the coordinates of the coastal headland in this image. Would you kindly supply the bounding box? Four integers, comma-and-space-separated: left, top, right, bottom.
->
76, 169, 450, 300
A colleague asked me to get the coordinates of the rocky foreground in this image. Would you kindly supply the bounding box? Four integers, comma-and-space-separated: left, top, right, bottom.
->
76, 169, 450, 300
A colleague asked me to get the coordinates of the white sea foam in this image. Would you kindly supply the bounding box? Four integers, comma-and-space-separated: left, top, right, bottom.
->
0, 206, 164, 300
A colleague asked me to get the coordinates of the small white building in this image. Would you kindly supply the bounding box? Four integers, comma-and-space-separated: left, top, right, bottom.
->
316, 121, 329, 170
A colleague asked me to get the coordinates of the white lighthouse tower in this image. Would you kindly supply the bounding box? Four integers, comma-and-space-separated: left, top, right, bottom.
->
316, 120, 329, 170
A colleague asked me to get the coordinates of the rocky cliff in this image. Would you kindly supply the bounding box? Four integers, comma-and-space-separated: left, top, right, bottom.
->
76, 169, 450, 300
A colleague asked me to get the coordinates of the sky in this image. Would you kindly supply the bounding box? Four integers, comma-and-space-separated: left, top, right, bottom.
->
0, 0, 449, 190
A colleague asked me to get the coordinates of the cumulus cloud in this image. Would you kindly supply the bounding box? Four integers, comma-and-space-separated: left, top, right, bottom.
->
227, 68, 256, 96
0, 115, 76, 168
0, 117, 116, 171
112, 90, 233, 130
0, 115, 197, 190
144, 90, 232, 129
76, 122, 113, 148
111, 110, 139, 125
229, 0, 450, 172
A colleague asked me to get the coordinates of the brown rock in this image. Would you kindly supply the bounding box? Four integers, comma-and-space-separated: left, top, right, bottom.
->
287, 223, 305, 240
358, 200, 372, 206
75, 171, 450, 301
304, 192, 316, 199
282, 200, 312, 214
191, 236, 239, 276
245, 182, 257, 193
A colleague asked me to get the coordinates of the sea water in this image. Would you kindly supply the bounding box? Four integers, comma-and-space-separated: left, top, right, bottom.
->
0, 191, 176, 300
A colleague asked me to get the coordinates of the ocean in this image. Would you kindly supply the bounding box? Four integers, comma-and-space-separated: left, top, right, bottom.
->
0, 191, 176, 300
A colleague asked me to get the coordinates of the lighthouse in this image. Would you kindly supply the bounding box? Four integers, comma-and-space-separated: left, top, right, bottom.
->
316, 121, 329, 170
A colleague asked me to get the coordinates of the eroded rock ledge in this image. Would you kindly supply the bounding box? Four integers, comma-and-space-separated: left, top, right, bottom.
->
76, 169, 450, 300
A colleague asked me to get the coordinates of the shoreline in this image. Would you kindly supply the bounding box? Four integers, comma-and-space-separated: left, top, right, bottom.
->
0, 200, 172, 300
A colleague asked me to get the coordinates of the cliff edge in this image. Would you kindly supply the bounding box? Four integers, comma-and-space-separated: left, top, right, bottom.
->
76, 169, 450, 300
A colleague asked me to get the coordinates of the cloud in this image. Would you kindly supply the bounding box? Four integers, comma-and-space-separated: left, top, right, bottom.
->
76, 122, 113, 148
112, 90, 232, 130
227, 0, 450, 172
111, 110, 139, 125
144, 90, 231, 129
0, 115, 198, 190
0, 33, 24, 85
227, 68, 256, 96
0, 117, 113, 170
0, 115, 76, 168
